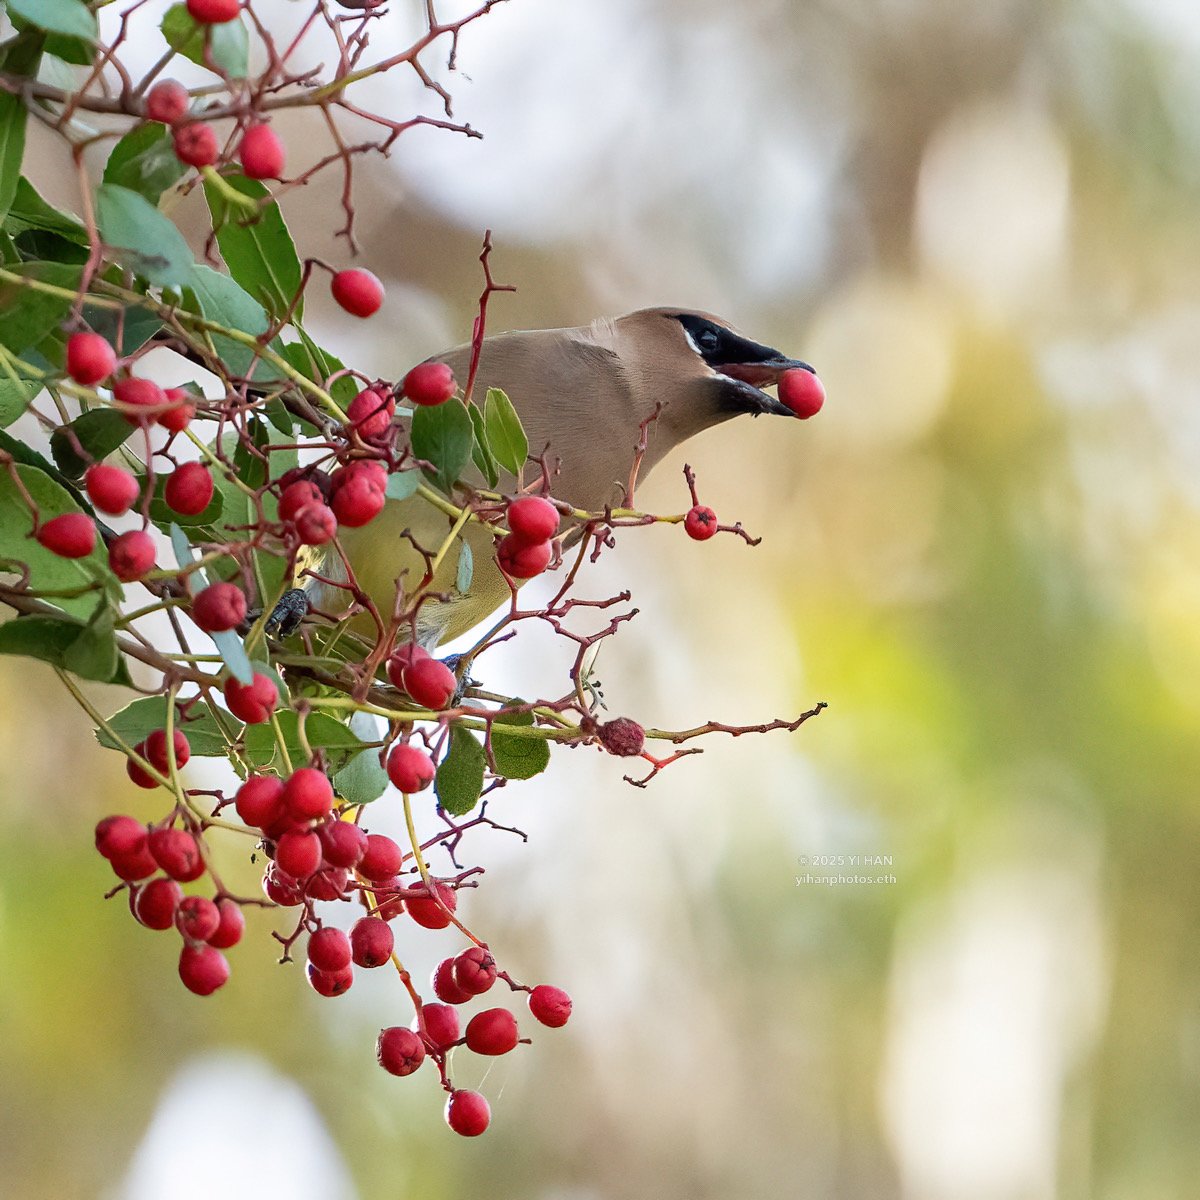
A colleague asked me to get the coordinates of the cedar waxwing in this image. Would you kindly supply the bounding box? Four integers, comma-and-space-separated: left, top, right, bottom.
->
315, 308, 813, 648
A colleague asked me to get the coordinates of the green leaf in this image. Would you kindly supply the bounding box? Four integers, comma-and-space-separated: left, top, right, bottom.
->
95, 695, 231, 756
43, 33, 97, 67
204, 174, 302, 321
410, 397, 473, 495
467, 400, 500, 488
456, 541, 473, 593
103, 122, 187, 205
332, 714, 388, 805
0, 368, 40, 428
211, 628, 254, 685
81, 299, 162, 357
0, 91, 29, 229
286, 330, 358, 407
6, 0, 97, 40
243, 711, 366, 773
484, 388, 528, 476
62, 601, 120, 682
435, 725, 486, 816
491, 708, 551, 781
95, 184, 194, 286
50, 409, 133, 478
161, 3, 249, 78
0, 607, 128, 684
0, 261, 81, 356
169, 522, 198, 593
385, 469, 421, 501
185, 264, 282, 382
0, 463, 107, 618
4, 177, 87, 242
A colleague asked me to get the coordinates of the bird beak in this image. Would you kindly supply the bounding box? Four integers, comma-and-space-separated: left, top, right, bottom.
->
713, 345, 816, 417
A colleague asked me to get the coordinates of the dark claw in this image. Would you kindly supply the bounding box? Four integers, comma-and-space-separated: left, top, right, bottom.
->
265, 588, 311, 637
440, 652, 478, 706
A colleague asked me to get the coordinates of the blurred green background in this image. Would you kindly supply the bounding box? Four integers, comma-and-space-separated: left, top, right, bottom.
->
2, 0, 1198, 1196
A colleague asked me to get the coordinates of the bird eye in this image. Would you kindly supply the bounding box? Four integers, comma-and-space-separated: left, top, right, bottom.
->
698, 328, 719, 351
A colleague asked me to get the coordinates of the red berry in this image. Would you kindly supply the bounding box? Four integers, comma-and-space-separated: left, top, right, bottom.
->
276, 829, 321, 879
145, 79, 189, 125
175, 895, 220, 942
186, 0, 241, 24
350, 917, 394, 967
235, 774, 285, 829
684, 504, 718, 541
159, 388, 195, 433
444, 1090, 490, 1137
331, 459, 387, 494
293, 503, 338, 546
528, 984, 572, 1028
113, 376, 166, 423
109, 530, 157, 582
165, 462, 214, 516
402, 361, 455, 407
376, 1026, 425, 1077
126, 746, 158, 790
36, 513, 95, 559
778, 367, 825, 419
497, 532, 551, 579
598, 716, 645, 757
318, 820, 367, 869
278, 480, 324, 522
465, 1007, 518, 1056
386, 643, 430, 690
66, 332, 116, 385
263, 863, 304, 906
238, 123, 285, 180
85, 464, 139, 515
173, 121, 219, 168
223, 672, 278, 724
95, 814, 146, 860
452, 946, 497, 996
307, 926, 352, 973
148, 826, 204, 881
330, 268, 384, 318
402, 656, 456, 711
346, 387, 395, 440
134, 878, 183, 930
507, 496, 559, 543
405, 881, 456, 930
431, 957, 472, 1005
110, 842, 158, 881
372, 877, 405, 922
207, 898, 245, 948
306, 962, 353, 997
191, 581, 246, 632
358, 833, 403, 882
416, 1002, 460, 1052
304, 865, 348, 902
283, 767, 334, 822
179, 944, 229, 995
386, 743, 435, 793
144, 728, 191, 774
330, 476, 385, 527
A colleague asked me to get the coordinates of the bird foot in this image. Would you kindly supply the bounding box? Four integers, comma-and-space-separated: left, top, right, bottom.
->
263, 588, 310, 637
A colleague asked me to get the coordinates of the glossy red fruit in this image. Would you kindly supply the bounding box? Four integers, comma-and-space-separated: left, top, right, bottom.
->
386, 643, 430, 690
358, 833, 403, 882
376, 1026, 425, 1076
294, 503, 337, 546
238, 123, 285, 180
172, 121, 219, 168
235, 774, 285, 829
66, 332, 117, 385
186, 0, 241, 23
346, 388, 395, 440
598, 716, 645, 757
307, 926, 352, 973
278, 480, 324, 522
452, 946, 497, 996
331, 459, 387, 494
207, 898, 245, 949
159, 388, 195, 433
223, 672, 278, 724
402, 656, 456, 711
283, 767, 334, 821
148, 826, 204, 881
109, 530, 157, 582
402, 361, 455, 407
330, 476, 384, 527
405, 881, 456, 930
95, 815, 146, 860
146, 79, 189, 125
304, 865, 348, 902
350, 917, 394, 967
85, 464, 139, 515
684, 504, 718, 541
528, 984, 572, 1028
36, 513, 95, 558
318, 820, 367, 869
778, 367, 825, 419
179, 944, 230, 994
165, 462, 214, 516
372, 879, 405, 922
465, 1007, 518, 1056
126, 746, 158, 790
431, 957, 472, 1005
416, 1002, 460, 1052
262, 863, 304, 906
497, 533, 551, 579
176, 895, 221, 943
386, 743, 435, 793
113, 376, 166, 423
507, 495, 559, 543
330, 269, 384, 318
306, 962, 353, 997
134, 878, 183, 930
191, 581, 246, 632
144, 728, 191, 774
276, 829, 321, 880
444, 1090, 490, 1137
110, 842, 158, 881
